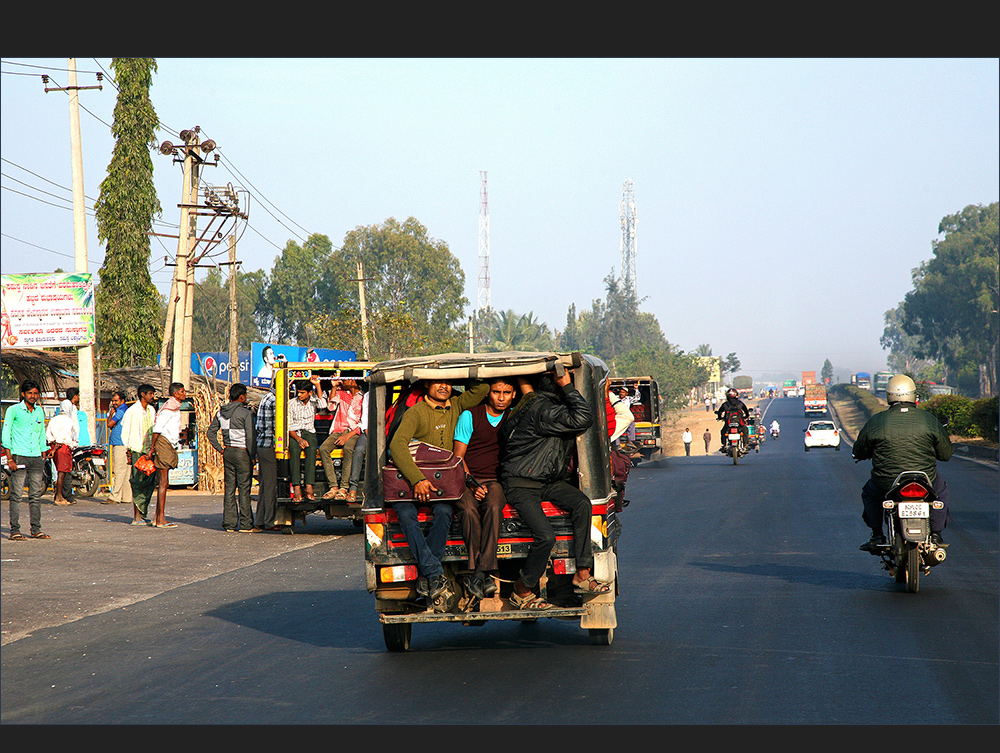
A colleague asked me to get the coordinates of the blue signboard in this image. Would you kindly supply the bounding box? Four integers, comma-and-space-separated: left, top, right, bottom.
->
190, 351, 251, 385
250, 342, 356, 389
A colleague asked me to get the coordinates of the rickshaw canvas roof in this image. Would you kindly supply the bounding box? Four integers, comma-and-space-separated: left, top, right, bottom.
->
367, 351, 585, 384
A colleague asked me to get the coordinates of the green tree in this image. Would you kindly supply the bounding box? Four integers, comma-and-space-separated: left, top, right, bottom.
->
899, 202, 999, 397
615, 341, 711, 412
259, 233, 342, 344
190, 267, 265, 352
320, 217, 468, 358
821, 359, 834, 382
94, 58, 163, 367
482, 309, 555, 352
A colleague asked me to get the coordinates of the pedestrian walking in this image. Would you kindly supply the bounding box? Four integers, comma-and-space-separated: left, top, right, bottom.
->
2, 380, 51, 540
703, 428, 712, 454
682, 428, 693, 456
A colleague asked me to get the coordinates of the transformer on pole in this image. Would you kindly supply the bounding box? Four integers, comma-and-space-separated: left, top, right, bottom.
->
620, 179, 637, 297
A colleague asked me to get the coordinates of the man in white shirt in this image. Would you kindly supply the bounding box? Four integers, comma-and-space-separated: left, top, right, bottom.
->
45, 408, 78, 505
121, 384, 157, 525
146, 382, 186, 528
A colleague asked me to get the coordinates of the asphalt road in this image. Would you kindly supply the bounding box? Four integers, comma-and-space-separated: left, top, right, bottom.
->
2, 396, 997, 724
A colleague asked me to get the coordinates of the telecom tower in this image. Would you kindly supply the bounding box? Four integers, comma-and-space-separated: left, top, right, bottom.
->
620, 179, 637, 296
478, 170, 491, 312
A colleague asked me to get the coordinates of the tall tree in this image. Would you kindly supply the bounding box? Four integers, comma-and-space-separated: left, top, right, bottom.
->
318, 217, 468, 359
259, 233, 341, 344
899, 202, 998, 396
821, 359, 834, 382
94, 58, 163, 367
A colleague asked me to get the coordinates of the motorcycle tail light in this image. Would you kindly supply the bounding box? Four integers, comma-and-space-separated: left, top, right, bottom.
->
899, 482, 928, 498
91, 448, 104, 456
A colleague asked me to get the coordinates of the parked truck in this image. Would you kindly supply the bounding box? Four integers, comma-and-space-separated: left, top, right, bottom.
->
803, 383, 828, 415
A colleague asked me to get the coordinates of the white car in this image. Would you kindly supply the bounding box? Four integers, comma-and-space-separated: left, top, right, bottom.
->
804, 420, 841, 451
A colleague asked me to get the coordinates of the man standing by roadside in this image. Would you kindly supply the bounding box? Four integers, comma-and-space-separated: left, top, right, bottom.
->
254, 383, 279, 531
45, 403, 78, 505
121, 384, 157, 526
103, 391, 132, 505
2, 380, 51, 540
147, 382, 185, 529
499, 369, 610, 610
208, 382, 257, 533
388, 377, 489, 609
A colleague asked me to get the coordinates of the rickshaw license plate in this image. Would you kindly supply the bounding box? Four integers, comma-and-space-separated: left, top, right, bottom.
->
899, 502, 929, 518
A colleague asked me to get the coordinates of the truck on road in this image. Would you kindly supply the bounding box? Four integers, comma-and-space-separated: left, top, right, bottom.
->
732, 375, 753, 400
803, 384, 828, 415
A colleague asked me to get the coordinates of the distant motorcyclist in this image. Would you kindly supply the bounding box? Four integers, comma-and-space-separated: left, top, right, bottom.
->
770, 419, 780, 437
852, 374, 952, 552
716, 388, 750, 449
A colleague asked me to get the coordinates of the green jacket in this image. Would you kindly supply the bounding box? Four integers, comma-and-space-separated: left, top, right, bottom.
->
852, 402, 952, 491
388, 381, 489, 486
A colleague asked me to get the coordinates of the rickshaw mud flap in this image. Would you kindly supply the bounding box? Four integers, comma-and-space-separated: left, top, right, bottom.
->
379, 606, 589, 624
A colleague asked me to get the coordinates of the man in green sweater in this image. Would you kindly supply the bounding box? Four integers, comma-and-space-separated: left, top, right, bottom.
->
853, 374, 952, 551
388, 378, 489, 607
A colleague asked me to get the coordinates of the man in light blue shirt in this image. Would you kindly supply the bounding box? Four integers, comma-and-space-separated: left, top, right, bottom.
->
2, 380, 51, 539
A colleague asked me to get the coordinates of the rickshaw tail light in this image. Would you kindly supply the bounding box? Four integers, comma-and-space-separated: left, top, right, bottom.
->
379, 565, 418, 583
552, 558, 576, 575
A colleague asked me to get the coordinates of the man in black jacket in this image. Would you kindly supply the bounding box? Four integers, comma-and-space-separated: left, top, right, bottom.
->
208, 382, 258, 532
499, 368, 611, 610
715, 388, 750, 450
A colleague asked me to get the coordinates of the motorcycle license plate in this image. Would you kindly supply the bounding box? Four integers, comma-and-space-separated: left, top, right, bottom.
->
93, 458, 105, 466
898, 502, 929, 518
729, 433, 740, 440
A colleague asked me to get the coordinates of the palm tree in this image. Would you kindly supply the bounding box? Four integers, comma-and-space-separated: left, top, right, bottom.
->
483, 310, 554, 352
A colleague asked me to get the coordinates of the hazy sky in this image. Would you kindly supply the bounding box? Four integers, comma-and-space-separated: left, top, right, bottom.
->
2, 58, 997, 382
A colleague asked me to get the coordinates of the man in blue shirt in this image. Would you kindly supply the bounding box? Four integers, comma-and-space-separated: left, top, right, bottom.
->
103, 390, 132, 505
2, 380, 51, 540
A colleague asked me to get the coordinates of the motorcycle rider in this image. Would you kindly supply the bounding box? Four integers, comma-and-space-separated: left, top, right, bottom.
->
715, 388, 750, 450
770, 419, 780, 437
852, 374, 952, 551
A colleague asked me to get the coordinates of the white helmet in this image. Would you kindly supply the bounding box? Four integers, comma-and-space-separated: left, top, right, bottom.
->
885, 374, 917, 404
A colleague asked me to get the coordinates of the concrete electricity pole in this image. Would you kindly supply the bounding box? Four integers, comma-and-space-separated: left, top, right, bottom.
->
46, 58, 102, 442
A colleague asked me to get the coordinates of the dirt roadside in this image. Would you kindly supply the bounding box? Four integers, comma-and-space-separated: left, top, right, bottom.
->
658, 398, 765, 457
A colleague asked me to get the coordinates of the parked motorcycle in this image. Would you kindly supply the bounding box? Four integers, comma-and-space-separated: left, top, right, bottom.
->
863, 470, 947, 593
46, 446, 109, 498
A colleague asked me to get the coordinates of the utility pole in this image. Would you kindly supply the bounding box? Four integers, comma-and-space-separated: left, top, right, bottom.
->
228, 234, 238, 384
157, 128, 218, 389
356, 259, 371, 360
45, 59, 102, 443
620, 179, 637, 298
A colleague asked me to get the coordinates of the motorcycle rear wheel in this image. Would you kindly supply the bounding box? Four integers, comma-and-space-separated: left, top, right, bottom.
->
905, 545, 921, 593
78, 460, 101, 498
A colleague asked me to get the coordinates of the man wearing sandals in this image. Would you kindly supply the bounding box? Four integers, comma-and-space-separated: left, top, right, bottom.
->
207, 382, 257, 532
3, 380, 51, 540
499, 369, 611, 610
319, 376, 363, 502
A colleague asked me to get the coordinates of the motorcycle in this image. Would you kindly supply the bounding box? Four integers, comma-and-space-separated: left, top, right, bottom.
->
1, 446, 107, 500
720, 414, 747, 465
770, 426, 780, 439
864, 471, 947, 593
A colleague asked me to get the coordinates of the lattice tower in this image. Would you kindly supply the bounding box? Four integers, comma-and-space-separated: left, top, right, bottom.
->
478, 170, 491, 312
620, 179, 637, 296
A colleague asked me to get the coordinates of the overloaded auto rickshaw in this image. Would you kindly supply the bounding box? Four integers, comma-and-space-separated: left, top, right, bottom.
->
608, 376, 661, 461
271, 360, 378, 531
361, 351, 623, 651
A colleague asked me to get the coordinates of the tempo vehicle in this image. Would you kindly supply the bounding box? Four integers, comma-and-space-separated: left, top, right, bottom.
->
608, 376, 661, 461
803, 420, 841, 451
362, 351, 622, 651
271, 360, 378, 531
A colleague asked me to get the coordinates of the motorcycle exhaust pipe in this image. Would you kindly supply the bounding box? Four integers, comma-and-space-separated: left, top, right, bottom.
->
924, 547, 947, 566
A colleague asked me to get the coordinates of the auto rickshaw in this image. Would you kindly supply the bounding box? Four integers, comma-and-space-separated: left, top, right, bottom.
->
361, 350, 623, 651
271, 360, 378, 531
